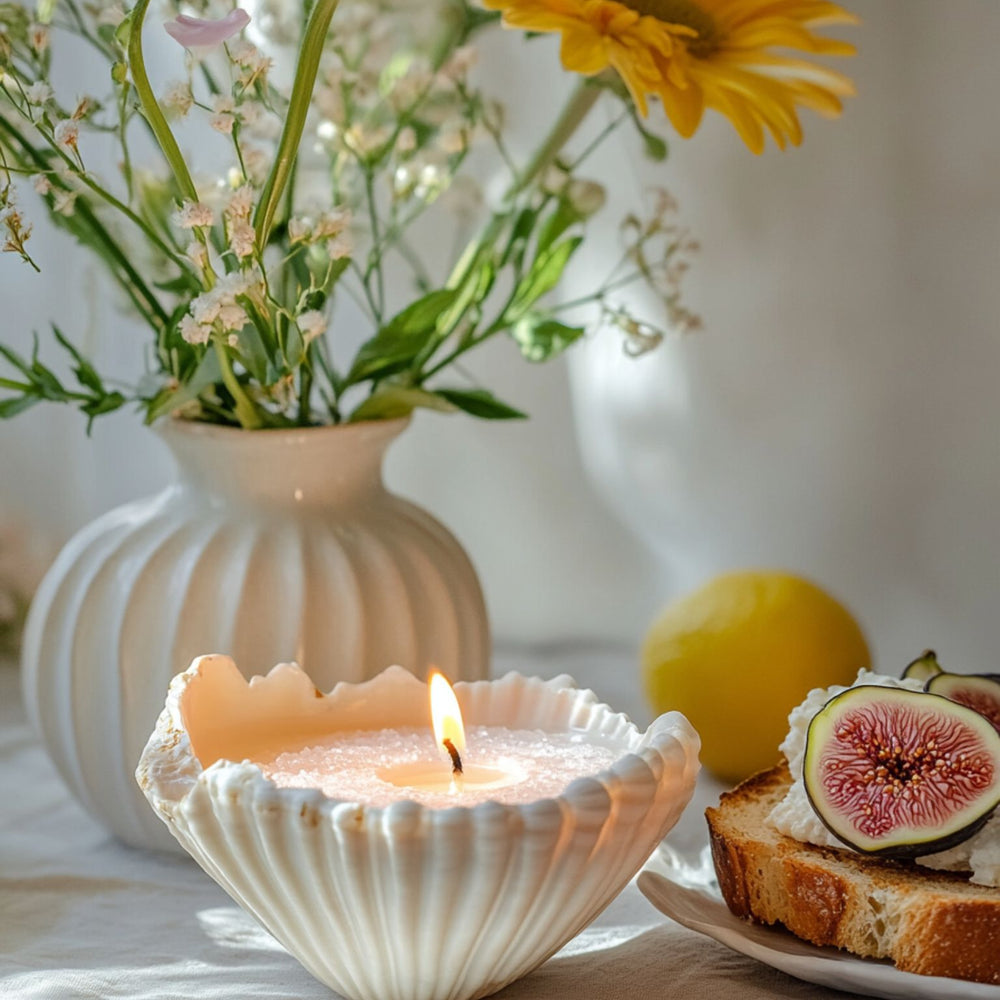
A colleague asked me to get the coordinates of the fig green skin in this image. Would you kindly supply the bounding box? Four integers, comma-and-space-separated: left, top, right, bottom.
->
803, 686, 1000, 859
901, 649, 943, 683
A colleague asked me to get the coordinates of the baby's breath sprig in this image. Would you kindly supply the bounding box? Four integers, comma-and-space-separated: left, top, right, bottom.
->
0, 0, 699, 431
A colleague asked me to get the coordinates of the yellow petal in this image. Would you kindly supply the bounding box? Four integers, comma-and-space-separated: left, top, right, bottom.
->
559, 25, 611, 74
658, 76, 705, 137
486, 0, 856, 151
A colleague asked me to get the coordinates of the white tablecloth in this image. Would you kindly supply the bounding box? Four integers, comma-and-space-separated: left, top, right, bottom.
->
0, 649, 859, 1000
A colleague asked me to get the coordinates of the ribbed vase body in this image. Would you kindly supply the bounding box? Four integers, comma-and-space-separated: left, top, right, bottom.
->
21, 418, 490, 851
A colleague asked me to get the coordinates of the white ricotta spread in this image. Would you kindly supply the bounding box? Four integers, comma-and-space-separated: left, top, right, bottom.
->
766, 668, 1000, 887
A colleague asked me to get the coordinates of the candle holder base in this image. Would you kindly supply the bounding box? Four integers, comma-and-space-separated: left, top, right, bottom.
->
137, 659, 700, 1000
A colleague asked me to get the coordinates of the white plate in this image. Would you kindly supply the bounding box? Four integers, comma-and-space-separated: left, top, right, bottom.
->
638, 845, 1000, 1000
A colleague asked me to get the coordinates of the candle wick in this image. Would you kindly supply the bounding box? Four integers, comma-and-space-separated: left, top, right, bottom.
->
442, 738, 463, 775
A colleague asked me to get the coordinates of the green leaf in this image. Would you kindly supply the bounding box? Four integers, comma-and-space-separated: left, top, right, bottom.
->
52, 326, 102, 394
144, 347, 222, 423
235, 323, 271, 383
0, 395, 39, 419
509, 236, 583, 317
154, 274, 201, 295
284, 316, 304, 368
347, 289, 459, 384
82, 391, 127, 433
435, 388, 527, 420
0, 343, 31, 377
500, 206, 539, 269
535, 200, 582, 257
437, 260, 495, 340
384, 289, 461, 338
114, 10, 133, 48
510, 315, 585, 363
28, 358, 62, 397
348, 386, 457, 422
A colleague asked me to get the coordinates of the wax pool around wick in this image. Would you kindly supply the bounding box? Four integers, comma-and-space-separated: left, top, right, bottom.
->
257, 726, 620, 808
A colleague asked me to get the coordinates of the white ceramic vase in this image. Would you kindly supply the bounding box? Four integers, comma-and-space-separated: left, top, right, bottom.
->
21, 417, 489, 852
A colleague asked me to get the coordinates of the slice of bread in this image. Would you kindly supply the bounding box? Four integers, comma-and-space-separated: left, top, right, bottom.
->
706, 762, 1000, 984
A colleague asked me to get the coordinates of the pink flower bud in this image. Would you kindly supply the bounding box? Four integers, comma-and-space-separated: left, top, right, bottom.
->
164, 9, 250, 49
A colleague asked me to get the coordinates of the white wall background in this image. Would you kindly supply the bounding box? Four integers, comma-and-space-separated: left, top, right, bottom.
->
1, 1, 999, 670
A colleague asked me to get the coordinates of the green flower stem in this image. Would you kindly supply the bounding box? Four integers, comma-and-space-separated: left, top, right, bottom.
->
515, 77, 603, 199
127, 0, 198, 202
127, 0, 215, 287
253, 0, 342, 253
413, 78, 603, 379
298, 358, 313, 426
213, 339, 263, 430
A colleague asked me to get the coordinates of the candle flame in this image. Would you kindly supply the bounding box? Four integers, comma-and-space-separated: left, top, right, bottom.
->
429, 669, 465, 755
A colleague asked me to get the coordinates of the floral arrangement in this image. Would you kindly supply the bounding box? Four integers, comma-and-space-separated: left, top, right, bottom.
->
0, 0, 856, 429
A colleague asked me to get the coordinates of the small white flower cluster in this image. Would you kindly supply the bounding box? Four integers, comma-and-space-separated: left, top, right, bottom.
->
28, 164, 79, 217
161, 80, 193, 119
179, 266, 264, 346
175, 199, 215, 230
228, 39, 272, 87
288, 208, 353, 259
26, 81, 52, 105
53, 118, 79, 150
392, 156, 452, 204
224, 185, 255, 259
542, 165, 607, 218
297, 309, 327, 344
306, 3, 486, 214
210, 95, 237, 135
52, 188, 77, 216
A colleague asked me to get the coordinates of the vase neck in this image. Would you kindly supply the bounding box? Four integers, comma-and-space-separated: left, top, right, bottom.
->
158, 419, 409, 508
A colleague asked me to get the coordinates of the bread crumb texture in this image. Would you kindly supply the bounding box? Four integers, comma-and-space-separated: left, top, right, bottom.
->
707, 762, 1000, 984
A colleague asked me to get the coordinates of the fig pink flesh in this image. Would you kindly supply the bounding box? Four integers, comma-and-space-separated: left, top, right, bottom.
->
946, 687, 1000, 733
819, 699, 996, 840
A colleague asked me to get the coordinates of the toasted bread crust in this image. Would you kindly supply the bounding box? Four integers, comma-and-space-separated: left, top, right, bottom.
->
706, 762, 1000, 984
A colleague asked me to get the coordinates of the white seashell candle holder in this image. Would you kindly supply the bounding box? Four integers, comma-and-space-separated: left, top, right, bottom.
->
137, 658, 700, 1000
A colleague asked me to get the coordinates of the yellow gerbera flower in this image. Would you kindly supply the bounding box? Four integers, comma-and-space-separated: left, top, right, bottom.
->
483, 0, 858, 153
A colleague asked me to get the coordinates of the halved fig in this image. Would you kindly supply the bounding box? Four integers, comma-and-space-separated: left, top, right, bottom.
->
926, 672, 1000, 734
803, 685, 1000, 857
901, 649, 943, 683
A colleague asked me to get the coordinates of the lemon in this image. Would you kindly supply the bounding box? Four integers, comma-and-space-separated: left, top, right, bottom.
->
642, 570, 870, 785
